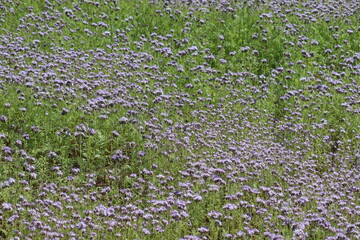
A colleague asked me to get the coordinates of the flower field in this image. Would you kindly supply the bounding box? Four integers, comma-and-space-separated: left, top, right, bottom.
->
0, 0, 359, 239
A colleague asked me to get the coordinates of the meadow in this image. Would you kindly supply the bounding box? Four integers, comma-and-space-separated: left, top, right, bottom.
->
0, 0, 359, 239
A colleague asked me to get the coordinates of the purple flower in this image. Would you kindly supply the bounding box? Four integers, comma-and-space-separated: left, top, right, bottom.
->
138, 151, 146, 157
219, 59, 227, 64
112, 130, 119, 137
208, 210, 222, 219
198, 227, 209, 233
119, 117, 129, 124
171, 210, 181, 220
292, 229, 307, 239
2, 146, 13, 155
142, 228, 150, 235
15, 140, 22, 146
223, 203, 238, 210
48, 151, 58, 159
0, 115, 7, 122
112, 150, 129, 161
61, 108, 69, 115
2, 203, 12, 211
7, 214, 19, 224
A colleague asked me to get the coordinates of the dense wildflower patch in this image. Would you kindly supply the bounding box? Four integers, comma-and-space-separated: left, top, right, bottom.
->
0, 0, 359, 239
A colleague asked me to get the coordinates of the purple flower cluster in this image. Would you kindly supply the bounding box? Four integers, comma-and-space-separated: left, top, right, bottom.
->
0, 0, 359, 239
